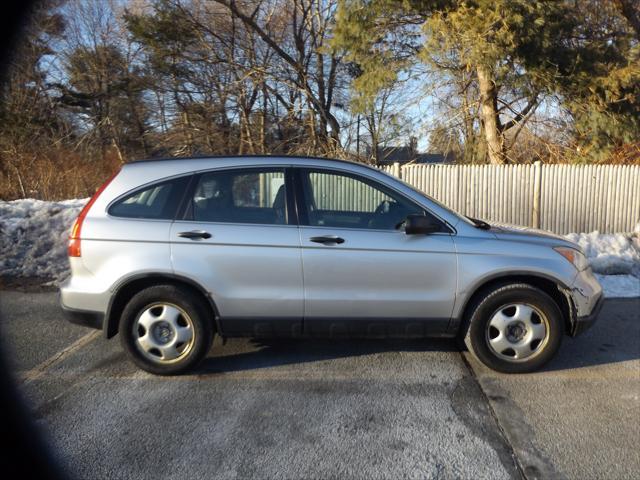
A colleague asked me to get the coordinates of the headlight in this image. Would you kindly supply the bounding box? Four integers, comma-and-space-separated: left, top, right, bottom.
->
553, 247, 589, 271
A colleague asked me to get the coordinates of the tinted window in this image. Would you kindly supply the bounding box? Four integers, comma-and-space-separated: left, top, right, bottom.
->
109, 176, 189, 219
190, 169, 286, 225
301, 169, 431, 230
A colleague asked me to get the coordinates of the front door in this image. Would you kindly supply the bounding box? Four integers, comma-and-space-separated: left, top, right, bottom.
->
296, 167, 457, 337
170, 167, 303, 337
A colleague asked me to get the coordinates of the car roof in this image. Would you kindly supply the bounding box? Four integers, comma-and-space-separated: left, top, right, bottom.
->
121, 154, 386, 181
130, 154, 366, 168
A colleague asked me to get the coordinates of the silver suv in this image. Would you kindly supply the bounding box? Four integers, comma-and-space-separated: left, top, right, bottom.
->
60, 156, 603, 374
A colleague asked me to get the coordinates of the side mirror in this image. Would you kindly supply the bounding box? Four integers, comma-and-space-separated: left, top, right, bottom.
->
404, 214, 441, 235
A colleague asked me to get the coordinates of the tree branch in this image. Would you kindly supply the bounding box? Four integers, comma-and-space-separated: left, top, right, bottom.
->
500, 96, 539, 132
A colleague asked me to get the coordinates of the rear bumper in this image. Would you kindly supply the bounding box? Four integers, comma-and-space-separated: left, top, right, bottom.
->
59, 290, 104, 330
58, 274, 110, 331
62, 306, 104, 330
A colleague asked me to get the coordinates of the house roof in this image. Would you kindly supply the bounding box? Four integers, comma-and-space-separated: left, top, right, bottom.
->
376, 147, 452, 164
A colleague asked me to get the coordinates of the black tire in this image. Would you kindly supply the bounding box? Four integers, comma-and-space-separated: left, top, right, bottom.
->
118, 284, 214, 375
462, 283, 563, 373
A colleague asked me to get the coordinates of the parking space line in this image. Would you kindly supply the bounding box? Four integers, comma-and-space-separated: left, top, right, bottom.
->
20, 330, 101, 384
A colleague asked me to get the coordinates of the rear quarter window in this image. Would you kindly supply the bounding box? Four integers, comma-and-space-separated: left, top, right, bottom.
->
108, 176, 190, 219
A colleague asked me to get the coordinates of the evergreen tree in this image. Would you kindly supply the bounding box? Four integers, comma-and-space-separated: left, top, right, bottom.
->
333, 0, 639, 164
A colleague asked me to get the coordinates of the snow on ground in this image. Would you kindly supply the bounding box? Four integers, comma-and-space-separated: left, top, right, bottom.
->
594, 274, 640, 298
0, 199, 639, 297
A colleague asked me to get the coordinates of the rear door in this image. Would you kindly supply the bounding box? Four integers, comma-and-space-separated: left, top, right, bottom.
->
170, 167, 303, 337
295, 167, 457, 337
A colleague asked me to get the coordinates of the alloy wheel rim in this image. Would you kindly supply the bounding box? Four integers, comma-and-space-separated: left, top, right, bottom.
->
133, 303, 195, 364
485, 303, 549, 362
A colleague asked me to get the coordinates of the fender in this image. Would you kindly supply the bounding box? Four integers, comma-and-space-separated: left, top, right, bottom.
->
104, 272, 222, 339
449, 270, 572, 333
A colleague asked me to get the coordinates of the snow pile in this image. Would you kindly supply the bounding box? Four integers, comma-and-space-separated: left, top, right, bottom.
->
565, 226, 640, 277
564, 226, 640, 298
0, 198, 88, 280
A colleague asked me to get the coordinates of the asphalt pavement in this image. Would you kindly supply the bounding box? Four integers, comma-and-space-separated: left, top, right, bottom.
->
0, 290, 638, 480
467, 297, 640, 480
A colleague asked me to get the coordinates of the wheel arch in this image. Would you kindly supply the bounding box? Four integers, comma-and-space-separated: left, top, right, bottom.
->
453, 273, 575, 337
104, 273, 220, 339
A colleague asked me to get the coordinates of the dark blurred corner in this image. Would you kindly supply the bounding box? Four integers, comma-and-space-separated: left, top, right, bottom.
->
0, 1, 66, 478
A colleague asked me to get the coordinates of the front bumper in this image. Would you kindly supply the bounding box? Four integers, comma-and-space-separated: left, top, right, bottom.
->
571, 291, 604, 336
568, 267, 604, 337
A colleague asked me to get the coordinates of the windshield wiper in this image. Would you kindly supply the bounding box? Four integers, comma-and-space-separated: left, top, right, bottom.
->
466, 216, 491, 230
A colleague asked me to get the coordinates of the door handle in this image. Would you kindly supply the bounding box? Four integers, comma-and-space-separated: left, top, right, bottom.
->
178, 230, 212, 240
309, 235, 345, 245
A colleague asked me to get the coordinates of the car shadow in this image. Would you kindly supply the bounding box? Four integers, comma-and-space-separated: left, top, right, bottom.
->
543, 298, 640, 372
195, 337, 457, 375
193, 298, 639, 376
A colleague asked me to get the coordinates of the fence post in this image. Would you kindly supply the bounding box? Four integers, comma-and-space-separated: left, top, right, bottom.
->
532, 161, 542, 229
392, 162, 401, 179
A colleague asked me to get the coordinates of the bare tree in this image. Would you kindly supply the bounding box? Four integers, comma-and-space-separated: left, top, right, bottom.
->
211, 0, 343, 151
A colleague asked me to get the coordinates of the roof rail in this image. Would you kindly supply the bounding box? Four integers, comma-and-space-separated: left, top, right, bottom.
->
129, 153, 361, 166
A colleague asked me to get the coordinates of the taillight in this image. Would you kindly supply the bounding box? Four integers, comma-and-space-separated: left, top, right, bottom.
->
68, 171, 119, 257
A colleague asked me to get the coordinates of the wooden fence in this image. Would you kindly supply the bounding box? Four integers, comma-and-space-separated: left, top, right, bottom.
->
383, 162, 640, 234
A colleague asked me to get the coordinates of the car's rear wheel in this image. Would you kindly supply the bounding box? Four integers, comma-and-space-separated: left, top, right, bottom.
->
463, 283, 563, 373
119, 284, 214, 375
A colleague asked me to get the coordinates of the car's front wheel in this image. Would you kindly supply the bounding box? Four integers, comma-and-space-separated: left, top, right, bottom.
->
463, 283, 563, 373
119, 284, 214, 375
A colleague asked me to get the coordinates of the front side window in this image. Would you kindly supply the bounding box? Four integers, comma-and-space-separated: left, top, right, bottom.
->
300, 169, 431, 230
189, 168, 287, 225
109, 176, 190, 219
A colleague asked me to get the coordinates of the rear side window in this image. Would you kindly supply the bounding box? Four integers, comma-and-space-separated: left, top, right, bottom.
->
187, 168, 287, 225
109, 176, 190, 219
